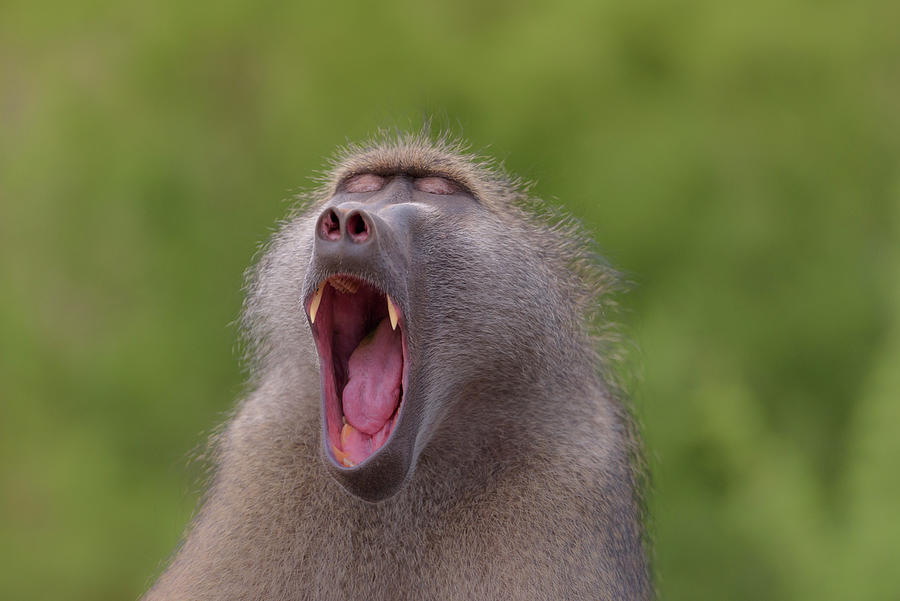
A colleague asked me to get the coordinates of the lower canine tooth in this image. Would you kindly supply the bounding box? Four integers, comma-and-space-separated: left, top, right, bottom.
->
332, 444, 353, 467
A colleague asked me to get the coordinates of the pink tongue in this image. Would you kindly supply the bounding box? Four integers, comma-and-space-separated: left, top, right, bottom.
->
342, 317, 402, 438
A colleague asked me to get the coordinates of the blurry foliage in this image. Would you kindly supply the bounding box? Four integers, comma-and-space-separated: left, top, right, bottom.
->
1, 0, 898, 599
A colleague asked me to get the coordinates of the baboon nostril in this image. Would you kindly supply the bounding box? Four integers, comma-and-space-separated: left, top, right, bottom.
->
346, 213, 369, 243
321, 209, 341, 241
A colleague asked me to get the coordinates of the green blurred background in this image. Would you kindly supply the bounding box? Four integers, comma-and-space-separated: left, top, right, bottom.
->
2, 0, 898, 599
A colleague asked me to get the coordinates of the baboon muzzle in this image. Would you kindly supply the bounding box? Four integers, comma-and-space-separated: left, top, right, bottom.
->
304, 196, 416, 502
312, 199, 412, 278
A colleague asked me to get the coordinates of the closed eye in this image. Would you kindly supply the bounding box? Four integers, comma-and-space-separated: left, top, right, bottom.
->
343, 174, 386, 193
414, 176, 460, 195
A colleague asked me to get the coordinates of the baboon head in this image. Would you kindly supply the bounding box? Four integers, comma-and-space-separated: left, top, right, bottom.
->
248, 134, 599, 503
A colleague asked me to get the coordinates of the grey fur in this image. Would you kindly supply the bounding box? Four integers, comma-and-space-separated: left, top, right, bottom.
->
143, 133, 651, 600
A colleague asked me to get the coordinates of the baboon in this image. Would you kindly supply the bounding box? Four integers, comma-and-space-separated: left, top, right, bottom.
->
143, 133, 651, 600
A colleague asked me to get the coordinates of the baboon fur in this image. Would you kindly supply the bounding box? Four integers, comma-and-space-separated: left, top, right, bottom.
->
143, 133, 651, 600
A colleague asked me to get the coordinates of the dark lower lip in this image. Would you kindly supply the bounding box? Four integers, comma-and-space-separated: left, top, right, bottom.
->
306, 274, 409, 469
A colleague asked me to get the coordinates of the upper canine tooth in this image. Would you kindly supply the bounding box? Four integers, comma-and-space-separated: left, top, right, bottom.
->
309, 285, 324, 324
387, 295, 399, 330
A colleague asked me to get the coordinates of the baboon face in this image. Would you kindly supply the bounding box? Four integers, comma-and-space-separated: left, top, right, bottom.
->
302, 171, 495, 502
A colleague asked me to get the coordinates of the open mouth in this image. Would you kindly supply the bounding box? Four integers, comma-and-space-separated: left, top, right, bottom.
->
307, 274, 407, 468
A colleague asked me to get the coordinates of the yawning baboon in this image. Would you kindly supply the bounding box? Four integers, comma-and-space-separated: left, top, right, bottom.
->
143, 133, 651, 600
